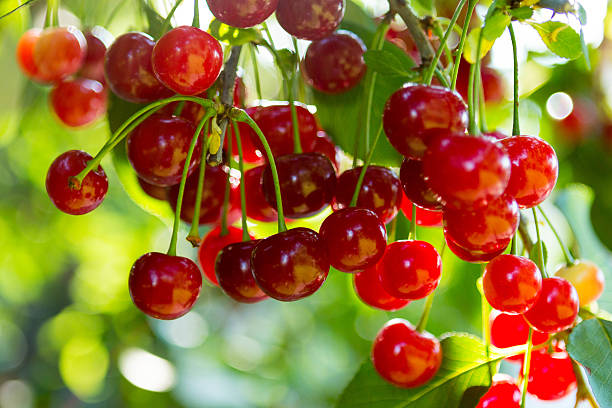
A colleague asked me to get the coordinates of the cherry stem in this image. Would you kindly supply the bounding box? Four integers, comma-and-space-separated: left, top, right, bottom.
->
478, 73, 488, 133
416, 290, 435, 333
434, 69, 450, 87
538, 206, 575, 265
186, 121, 212, 246
289, 37, 302, 154
451, 0, 477, 91
349, 125, 383, 207
388, 216, 398, 243
219, 125, 234, 238
532, 207, 549, 278
511, 231, 519, 255
520, 328, 534, 408
44, 0, 59, 27
249, 44, 263, 101
261, 21, 276, 49
388, 0, 436, 65
232, 121, 251, 241
480, 266, 494, 384
409, 204, 417, 240
572, 360, 601, 408
192, 0, 199, 28
160, 0, 184, 36
468, 27, 484, 135
509, 23, 521, 136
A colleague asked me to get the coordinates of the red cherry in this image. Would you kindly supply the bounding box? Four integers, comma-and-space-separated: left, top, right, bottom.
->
457, 59, 506, 105
526, 348, 577, 401
334, 166, 403, 224
152, 26, 223, 95
380, 240, 442, 300
233, 76, 247, 108
33, 26, 87, 82
490, 312, 549, 362
227, 107, 263, 163
483, 255, 542, 314
79, 28, 112, 83
382, 84, 468, 159
205, 0, 278, 28
353, 264, 410, 311
16, 29, 45, 82
262, 153, 336, 218
50, 78, 107, 128
302, 31, 366, 94
555, 260, 605, 306
244, 165, 277, 222
556, 98, 599, 144
485, 131, 508, 141
523, 277, 579, 333
371, 318, 442, 388
309, 130, 339, 170
445, 234, 506, 263
399, 158, 443, 211
129, 252, 202, 320
251, 227, 330, 301
198, 226, 247, 285
500, 136, 559, 209
216, 240, 268, 303
46, 150, 108, 215
476, 374, 521, 408
275, 0, 345, 41
137, 177, 169, 201
319, 208, 387, 272
400, 196, 443, 227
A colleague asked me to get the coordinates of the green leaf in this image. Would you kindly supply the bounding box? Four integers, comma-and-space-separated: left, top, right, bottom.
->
508, 7, 534, 20
275, 48, 298, 75
529, 21, 583, 60
363, 50, 417, 78
537, 0, 575, 13
209, 19, 262, 46
458, 386, 489, 408
580, 28, 591, 70
336, 334, 500, 408
464, 10, 510, 64
567, 318, 612, 407
141, 1, 166, 39
577, 3, 587, 25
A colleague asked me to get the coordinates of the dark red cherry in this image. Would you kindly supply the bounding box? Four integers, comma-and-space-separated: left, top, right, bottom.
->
198, 226, 247, 285
371, 318, 442, 388
443, 194, 519, 254
244, 165, 277, 222
334, 166, 403, 224
216, 240, 268, 303
445, 234, 506, 263
319, 208, 387, 272
79, 28, 112, 83
523, 277, 579, 333
137, 177, 169, 201
127, 114, 201, 187
206, 0, 278, 28
16, 29, 46, 82
33, 26, 87, 82
46, 150, 108, 215
399, 158, 443, 211
526, 349, 577, 401
476, 374, 521, 408
275, 0, 345, 41
233, 76, 247, 108
302, 30, 366, 94
483, 255, 542, 314
400, 196, 443, 227
50, 78, 107, 128
382, 84, 468, 159
353, 264, 410, 311
380, 240, 442, 300
251, 227, 329, 301
500, 136, 559, 209
490, 312, 549, 362
152, 26, 223, 95
309, 130, 339, 170
128, 252, 202, 320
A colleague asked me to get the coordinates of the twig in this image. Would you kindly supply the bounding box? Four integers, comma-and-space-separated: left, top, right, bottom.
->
388, 0, 436, 64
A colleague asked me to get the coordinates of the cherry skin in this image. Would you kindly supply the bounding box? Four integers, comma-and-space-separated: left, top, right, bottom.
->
400, 158, 443, 211
499, 136, 558, 208
334, 166, 403, 224
152, 26, 223, 95
489, 312, 549, 362
205, 0, 279, 28
310, 130, 339, 170
353, 264, 410, 311
526, 348, 577, 401
382, 84, 468, 159
105, 32, 173, 103
380, 240, 442, 300
319, 208, 387, 273
523, 277, 579, 333
46, 150, 108, 215
555, 260, 605, 306
476, 374, 521, 408
198, 226, 247, 286
128, 252, 202, 320
50, 78, 107, 128
483, 255, 542, 314
275, 0, 345, 41
445, 234, 506, 263
138, 177, 169, 201
127, 114, 201, 187
400, 196, 443, 227
250, 227, 330, 301
216, 240, 268, 303
371, 318, 442, 388
302, 30, 366, 94
244, 165, 277, 222
33, 26, 87, 82
16, 29, 45, 82
80, 28, 112, 83
262, 153, 336, 218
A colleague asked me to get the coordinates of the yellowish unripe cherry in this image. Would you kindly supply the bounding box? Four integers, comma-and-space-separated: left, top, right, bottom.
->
555, 260, 605, 306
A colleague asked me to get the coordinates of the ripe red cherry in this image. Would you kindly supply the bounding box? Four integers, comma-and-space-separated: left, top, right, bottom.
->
33, 26, 87, 82
152, 26, 223, 95
46, 150, 108, 215
457, 59, 506, 105
555, 260, 605, 306
275, 0, 345, 41
334, 166, 403, 224
526, 349, 577, 401
198, 226, 246, 285
251, 227, 330, 301
500, 136, 559, 209
227, 110, 263, 164
399, 158, 443, 211
50, 79, 107, 128
476, 374, 521, 408
380, 240, 442, 300
216, 240, 268, 303
79, 28, 112, 83
483, 255, 542, 314
371, 319, 442, 388
16, 29, 46, 82
423, 134, 511, 209
443, 194, 519, 255
490, 312, 549, 362
105, 32, 173, 103
302, 31, 366, 94
129, 252, 202, 320
400, 196, 443, 227
319, 208, 387, 272
244, 165, 277, 222
138, 177, 169, 201
206, 0, 279, 28
382, 84, 468, 159
353, 265, 410, 311
310, 130, 339, 170
445, 234, 506, 263
523, 277, 579, 333
262, 153, 336, 218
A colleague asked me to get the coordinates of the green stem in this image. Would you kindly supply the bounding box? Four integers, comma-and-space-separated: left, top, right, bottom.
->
44, 0, 59, 27
219, 129, 232, 237
538, 206, 574, 265
451, 0, 477, 91
520, 328, 534, 408
388, 216, 398, 243
186, 120, 212, 245
233, 121, 251, 241
508, 23, 520, 136
478, 71, 488, 133
573, 361, 601, 408
261, 21, 276, 49
160, 0, 184, 36
192, 0, 199, 28
416, 291, 435, 333
289, 37, 302, 154
409, 204, 417, 240
434, 69, 451, 88
467, 62, 478, 135
532, 207, 549, 278
511, 233, 519, 255
350, 125, 383, 207
481, 270, 494, 384
363, 21, 389, 152
249, 44, 263, 100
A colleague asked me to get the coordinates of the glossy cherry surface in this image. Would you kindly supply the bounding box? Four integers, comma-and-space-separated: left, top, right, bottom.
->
353, 265, 410, 311
50, 78, 107, 128
302, 30, 366, 94
555, 260, 605, 306
16, 29, 44, 81
400, 158, 443, 211
129, 252, 202, 320
262, 153, 336, 218
216, 240, 268, 303
33, 26, 87, 82
335, 166, 403, 224
251, 227, 329, 301
244, 165, 277, 222
105, 32, 173, 103
206, 0, 278, 28
198, 226, 246, 286
476, 374, 521, 408
138, 177, 169, 201
383, 84, 468, 159
500, 136, 558, 208
371, 318, 442, 388
46, 150, 108, 215
490, 312, 549, 362
523, 277, 579, 333
275, 0, 345, 41
526, 349, 577, 401
80, 28, 111, 83
445, 234, 506, 263
380, 240, 442, 300
400, 196, 443, 227
483, 255, 542, 314
152, 26, 223, 95
127, 115, 200, 187
319, 208, 387, 272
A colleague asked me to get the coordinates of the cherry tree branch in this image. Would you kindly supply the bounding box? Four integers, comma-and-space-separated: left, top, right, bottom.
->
387, 0, 435, 64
